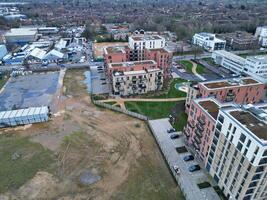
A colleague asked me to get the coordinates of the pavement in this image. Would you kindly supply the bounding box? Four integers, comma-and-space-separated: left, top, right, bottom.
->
190, 61, 206, 81
90, 66, 110, 95
148, 118, 220, 200
99, 97, 186, 103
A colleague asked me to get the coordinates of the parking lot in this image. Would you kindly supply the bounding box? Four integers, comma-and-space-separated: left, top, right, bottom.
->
149, 118, 220, 200
0, 72, 59, 111
90, 65, 110, 94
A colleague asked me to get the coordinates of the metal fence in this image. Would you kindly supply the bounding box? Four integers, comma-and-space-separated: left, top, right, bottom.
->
93, 100, 148, 121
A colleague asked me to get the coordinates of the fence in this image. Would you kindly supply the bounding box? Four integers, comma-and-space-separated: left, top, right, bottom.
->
93, 100, 148, 121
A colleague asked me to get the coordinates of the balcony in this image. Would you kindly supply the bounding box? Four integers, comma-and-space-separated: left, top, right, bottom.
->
195, 129, 203, 138
194, 136, 201, 144
196, 123, 204, 132
188, 121, 195, 128
198, 117, 206, 125
193, 142, 200, 150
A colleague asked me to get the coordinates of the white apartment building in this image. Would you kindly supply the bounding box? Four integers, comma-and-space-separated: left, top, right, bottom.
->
206, 104, 267, 200
255, 26, 267, 47
192, 32, 226, 52
244, 56, 267, 83
129, 34, 166, 50
112, 68, 163, 96
212, 50, 246, 74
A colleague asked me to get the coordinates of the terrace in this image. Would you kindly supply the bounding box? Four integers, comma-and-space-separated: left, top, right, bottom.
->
203, 78, 261, 89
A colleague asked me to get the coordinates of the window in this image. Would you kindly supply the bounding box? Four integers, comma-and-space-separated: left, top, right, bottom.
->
232, 127, 237, 134
244, 148, 248, 156
240, 133, 246, 143
254, 146, 259, 155
228, 123, 232, 130
247, 140, 251, 148
218, 115, 224, 123
237, 142, 243, 151
259, 157, 267, 165
263, 149, 267, 157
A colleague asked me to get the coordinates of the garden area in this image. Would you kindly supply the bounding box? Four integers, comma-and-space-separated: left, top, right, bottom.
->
144, 78, 188, 99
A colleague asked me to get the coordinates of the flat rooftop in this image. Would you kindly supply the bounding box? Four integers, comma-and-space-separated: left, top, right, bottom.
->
199, 100, 220, 120
131, 35, 163, 41
202, 78, 260, 89
230, 110, 267, 140
105, 46, 127, 54
109, 60, 157, 68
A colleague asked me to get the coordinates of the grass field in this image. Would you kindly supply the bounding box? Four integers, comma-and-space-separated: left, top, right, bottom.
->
145, 78, 187, 99
180, 60, 193, 72
174, 112, 188, 131
125, 101, 178, 119
0, 135, 56, 193
196, 63, 205, 74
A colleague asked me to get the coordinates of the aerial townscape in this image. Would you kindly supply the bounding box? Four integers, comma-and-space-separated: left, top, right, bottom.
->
1, 0, 267, 200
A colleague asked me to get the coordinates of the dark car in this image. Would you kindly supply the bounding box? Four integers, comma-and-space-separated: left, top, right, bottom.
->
101, 82, 107, 85
183, 155, 194, 162
167, 128, 176, 133
170, 134, 179, 139
188, 165, 201, 172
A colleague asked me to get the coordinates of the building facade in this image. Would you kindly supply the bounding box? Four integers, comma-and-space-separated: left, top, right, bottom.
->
218, 31, 259, 50
206, 104, 267, 200
212, 50, 246, 74
108, 60, 163, 96
185, 77, 265, 112
192, 32, 226, 52
255, 26, 267, 47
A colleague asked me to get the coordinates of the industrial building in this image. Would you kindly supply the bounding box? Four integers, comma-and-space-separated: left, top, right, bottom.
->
0, 44, 7, 60
4, 28, 38, 45
192, 32, 226, 52
0, 106, 50, 128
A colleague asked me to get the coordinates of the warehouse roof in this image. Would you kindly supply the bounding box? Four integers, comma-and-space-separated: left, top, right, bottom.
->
5, 28, 38, 36
0, 106, 49, 120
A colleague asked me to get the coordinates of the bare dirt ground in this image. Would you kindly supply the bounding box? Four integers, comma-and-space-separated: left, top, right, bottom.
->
0, 69, 184, 200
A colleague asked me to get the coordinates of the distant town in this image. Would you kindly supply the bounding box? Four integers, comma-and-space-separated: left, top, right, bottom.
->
0, 1, 267, 200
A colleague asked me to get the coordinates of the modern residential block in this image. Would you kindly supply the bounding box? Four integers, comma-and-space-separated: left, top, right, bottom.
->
218, 31, 259, 50
212, 50, 246, 74
108, 60, 163, 96
184, 97, 233, 163
206, 104, 267, 200
255, 26, 267, 47
192, 32, 226, 52
185, 77, 265, 112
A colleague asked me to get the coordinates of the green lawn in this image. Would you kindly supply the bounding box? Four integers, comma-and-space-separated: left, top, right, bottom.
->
173, 112, 188, 131
125, 101, 178, 119
196, 63, 205, 74
0, 135, 56, 193
0, 75, 9, 90
145, 78, 188, 99
180, 60, 193, 72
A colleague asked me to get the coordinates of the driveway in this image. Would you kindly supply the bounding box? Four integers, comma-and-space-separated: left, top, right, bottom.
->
148, 118, 220, 200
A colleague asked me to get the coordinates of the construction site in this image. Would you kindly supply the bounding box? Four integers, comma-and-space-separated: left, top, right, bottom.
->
0, 69, 184, 200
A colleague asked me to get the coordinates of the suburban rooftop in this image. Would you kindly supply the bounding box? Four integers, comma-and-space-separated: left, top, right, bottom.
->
130, 35, 163, 41
109, 60, 157, 68
202, 77, 260, 89
230, 110, 267, 141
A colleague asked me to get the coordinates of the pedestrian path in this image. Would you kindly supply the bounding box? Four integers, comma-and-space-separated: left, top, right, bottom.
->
190, 61, 206, 81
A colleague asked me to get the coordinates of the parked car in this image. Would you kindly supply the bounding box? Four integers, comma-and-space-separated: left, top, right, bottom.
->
170, 134, 179, 139
173, 165, 180, 175
188, 165, 201, 172
183, 155, 194, 162
167, 128, 176, 133
101, 82, 107, 85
